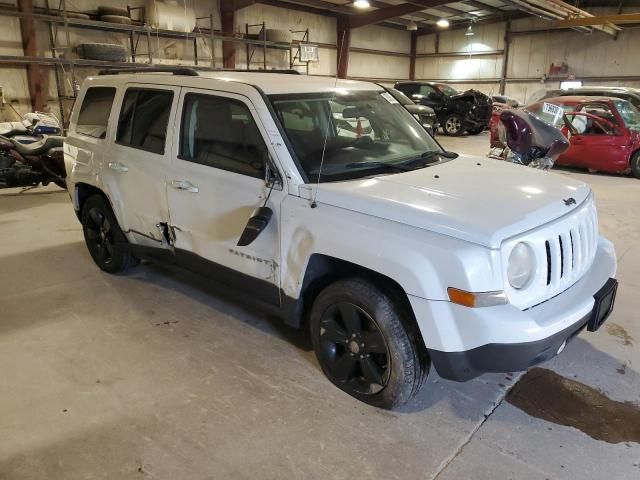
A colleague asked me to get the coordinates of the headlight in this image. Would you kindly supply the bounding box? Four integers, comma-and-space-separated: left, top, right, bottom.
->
507, 242, 534, 289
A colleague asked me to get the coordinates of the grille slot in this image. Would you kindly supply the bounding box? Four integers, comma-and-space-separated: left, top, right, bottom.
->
559, 235, 564, 278
545, 240, 551, 285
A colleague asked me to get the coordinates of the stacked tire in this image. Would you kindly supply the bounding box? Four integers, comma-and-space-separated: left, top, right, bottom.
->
98, 6, 132, 25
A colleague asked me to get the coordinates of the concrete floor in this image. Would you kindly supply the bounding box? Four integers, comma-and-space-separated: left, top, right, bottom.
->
1, 132, 638, 479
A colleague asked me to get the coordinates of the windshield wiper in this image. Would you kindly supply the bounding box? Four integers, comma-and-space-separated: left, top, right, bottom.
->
344, 151, 458, 175
398, 150, 459, 169
344, 161, 411, 172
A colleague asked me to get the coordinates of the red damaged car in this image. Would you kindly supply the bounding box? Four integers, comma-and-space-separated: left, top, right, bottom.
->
489, 96, 640, 178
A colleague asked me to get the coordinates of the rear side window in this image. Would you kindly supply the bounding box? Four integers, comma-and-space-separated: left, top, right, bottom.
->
179, 93, 268, 179
397, 84, 417, 96
116, 88, 173, 154
76, 87, 116, 139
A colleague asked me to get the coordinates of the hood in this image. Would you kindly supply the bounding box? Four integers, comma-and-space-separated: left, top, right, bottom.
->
404, 104, 435, 115
314, 155, 591, 248
451, 89, 491, 105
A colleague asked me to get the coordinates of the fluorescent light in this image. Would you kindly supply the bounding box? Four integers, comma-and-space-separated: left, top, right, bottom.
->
465, 24, 474, 36
407, 21, 418, 31
436, 18, 450, 28
353, 0, 370, 8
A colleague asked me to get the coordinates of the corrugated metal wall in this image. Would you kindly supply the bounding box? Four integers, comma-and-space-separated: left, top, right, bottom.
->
415, 8, 640, 103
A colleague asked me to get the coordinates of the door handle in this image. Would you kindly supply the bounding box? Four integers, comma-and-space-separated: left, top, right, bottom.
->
108, 162, 129, 173
170, 180, 199, 193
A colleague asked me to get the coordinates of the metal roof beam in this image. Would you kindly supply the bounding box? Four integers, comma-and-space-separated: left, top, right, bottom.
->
463, 0, 506, 14
348, 0, 455, 28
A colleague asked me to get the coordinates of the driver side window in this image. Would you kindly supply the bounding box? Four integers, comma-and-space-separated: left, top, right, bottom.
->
575, 104, 617, 135
418, 85, 437, 97
179, 94, 268, 179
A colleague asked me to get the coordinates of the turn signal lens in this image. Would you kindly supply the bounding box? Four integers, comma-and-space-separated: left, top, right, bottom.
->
448, 288, 476, 307
447, 288, 507, 308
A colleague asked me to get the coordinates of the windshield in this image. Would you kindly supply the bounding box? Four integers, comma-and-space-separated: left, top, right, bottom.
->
614, 100, 640, 129
525, 102, 577, 128
270, 91, 444, 182
436, 84, 460, 97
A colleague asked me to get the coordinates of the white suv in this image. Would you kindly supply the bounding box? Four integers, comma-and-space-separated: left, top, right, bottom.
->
64, 68, 618, 409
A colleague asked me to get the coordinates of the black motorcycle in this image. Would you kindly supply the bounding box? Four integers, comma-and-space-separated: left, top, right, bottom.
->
0, 135, 66, 189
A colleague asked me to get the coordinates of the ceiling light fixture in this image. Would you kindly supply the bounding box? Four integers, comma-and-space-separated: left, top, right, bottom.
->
353, 0, 370, 9
465, 24, 475, 36
407, 21, 418, 31
436, 18, 450, 28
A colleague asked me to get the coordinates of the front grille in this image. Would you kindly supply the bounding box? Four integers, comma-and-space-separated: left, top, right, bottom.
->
543, 213, 597, 288
503, 195, 598, 310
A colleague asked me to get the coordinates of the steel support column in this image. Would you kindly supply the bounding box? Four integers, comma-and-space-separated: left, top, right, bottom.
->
17, 0, 44, 111
499, 19, 511, 95
221, 1, 236, 69
336, 16, 351, 79
409, 31, 417, 80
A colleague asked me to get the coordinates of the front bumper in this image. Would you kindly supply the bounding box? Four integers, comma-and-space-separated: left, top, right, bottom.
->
428, 310, 591, 381
409, 236, 617, 381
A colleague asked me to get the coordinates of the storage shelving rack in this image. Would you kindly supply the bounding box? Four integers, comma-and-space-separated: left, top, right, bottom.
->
0, 3, 308, 127
245, 22, 313, 75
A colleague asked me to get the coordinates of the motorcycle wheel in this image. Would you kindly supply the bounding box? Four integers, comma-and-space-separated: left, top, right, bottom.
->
443, 114, 464, 136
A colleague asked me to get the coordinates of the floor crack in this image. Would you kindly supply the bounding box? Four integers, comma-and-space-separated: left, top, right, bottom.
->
429, 377, 522, 480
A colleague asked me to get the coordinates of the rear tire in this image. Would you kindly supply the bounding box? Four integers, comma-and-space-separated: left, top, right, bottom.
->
631, 151, 640, 179
78, 43, 128, 62
81, 194, 139, 274
443, 114, 464, 136
97, 6, 130, 17
310, 278, 429, 409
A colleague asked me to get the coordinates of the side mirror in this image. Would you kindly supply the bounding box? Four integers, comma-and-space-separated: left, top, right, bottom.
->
237, 206, 273, 247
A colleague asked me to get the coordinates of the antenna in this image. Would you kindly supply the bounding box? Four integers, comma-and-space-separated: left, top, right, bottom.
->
310, 31, 346, 209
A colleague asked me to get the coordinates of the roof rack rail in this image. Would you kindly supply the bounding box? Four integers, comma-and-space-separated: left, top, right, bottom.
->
224, 69, 301, 75
98, 66, 199, 76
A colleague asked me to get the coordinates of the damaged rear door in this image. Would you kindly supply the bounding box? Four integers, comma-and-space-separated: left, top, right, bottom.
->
166, 88, 285, 305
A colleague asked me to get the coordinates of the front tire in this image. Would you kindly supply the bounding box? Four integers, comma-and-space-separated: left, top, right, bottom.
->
443, 114, 465, 136
631, 151, 640, 179
81, 194, 139, 274
310, 278, 429, 409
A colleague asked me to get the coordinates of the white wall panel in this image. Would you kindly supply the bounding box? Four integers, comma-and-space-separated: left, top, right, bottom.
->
351, 25, 410, 54
348, 52, 409, 80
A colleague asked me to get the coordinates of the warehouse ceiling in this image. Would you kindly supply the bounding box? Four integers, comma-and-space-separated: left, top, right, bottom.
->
258, 0, 640, 33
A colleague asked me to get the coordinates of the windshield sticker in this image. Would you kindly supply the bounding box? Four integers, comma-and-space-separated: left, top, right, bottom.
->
381, 92, 399, 104
543, 102, 563, 123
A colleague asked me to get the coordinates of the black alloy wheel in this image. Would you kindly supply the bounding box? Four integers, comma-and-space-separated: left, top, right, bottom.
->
81, 194, 139, 274
310, 278, 429, 409
317, 302, 391, 395
84, 206, 116, 267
